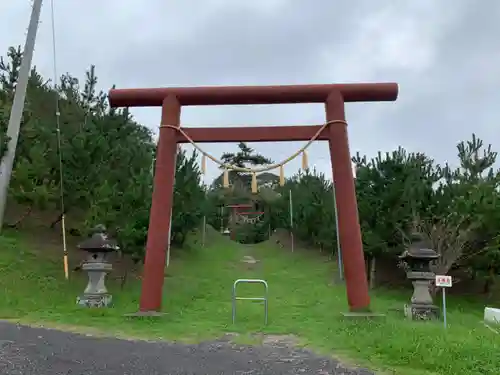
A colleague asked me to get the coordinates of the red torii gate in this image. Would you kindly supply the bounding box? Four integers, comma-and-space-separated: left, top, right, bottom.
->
226, 204, 254, 240
108, 82, 399, 313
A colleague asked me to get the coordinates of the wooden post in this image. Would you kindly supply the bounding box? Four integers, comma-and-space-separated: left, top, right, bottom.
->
139, 95, 180, 312
326, 91, 370, 311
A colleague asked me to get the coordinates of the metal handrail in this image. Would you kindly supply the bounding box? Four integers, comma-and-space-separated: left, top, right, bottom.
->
232, 279, 268, 325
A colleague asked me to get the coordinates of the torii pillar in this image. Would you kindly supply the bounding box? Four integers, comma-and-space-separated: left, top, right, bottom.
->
108, 82, 399, 313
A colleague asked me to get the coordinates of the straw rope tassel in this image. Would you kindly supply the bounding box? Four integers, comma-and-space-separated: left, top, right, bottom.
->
302, 150, 309, 170
223, 169, 230, 188
201, 154, 207, 174
251, 172, 258, 193
279, 165, 285, 186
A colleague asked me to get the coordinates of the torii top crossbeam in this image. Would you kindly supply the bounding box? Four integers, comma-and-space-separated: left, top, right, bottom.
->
108, 82, 398, 107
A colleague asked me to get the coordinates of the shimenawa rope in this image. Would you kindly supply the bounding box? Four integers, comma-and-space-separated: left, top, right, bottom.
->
160, 119, 345, 173
235, 212, 265, 224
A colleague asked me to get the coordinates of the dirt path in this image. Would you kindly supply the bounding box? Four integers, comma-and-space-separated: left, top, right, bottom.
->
0, 322, 374, 374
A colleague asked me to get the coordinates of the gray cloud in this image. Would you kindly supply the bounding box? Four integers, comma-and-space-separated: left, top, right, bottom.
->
1, 0, 498, 182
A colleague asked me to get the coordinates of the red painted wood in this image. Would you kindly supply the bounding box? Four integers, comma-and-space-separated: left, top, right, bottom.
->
176, 125, 329, 143
109, 82, 398, 107
112, 82, 400, 314
139, 95, 180, 312
326, 92, 370, 311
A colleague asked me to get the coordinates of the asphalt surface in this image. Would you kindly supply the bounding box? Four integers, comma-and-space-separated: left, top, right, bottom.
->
0, 321, 374, 374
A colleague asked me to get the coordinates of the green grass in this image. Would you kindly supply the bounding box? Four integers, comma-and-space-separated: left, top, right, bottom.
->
1, 229, 499, 375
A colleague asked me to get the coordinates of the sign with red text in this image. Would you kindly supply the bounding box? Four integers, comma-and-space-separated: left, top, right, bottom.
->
435, 275, 452, 288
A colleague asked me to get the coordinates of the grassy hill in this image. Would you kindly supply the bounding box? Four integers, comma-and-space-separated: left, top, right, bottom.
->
0, 227, 499, 375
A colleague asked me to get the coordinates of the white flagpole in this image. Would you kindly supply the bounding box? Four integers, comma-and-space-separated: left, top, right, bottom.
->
166, 145, 180, 268
202, 166, 207, 247
333, 161, 357, 281
289, 189, 294, 252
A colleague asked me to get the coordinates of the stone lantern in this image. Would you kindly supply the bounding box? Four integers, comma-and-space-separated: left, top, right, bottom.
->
76, 224, 119, 308
399, 232, 440, 320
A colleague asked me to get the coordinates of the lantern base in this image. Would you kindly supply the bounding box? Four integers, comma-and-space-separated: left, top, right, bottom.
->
404, 303, 439, 321
77, 293, 113, 308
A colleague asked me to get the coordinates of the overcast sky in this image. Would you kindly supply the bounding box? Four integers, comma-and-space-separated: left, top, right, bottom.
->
1, 0, 499, 182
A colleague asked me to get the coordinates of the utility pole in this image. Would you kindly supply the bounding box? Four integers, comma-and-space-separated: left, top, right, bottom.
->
0, 0, 44, 231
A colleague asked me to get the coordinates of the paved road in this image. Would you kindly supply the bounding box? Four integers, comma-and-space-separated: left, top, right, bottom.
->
0, 321, 374, 374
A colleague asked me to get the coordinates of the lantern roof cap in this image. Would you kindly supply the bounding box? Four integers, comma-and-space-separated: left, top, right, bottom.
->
78, 224, 119, 253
